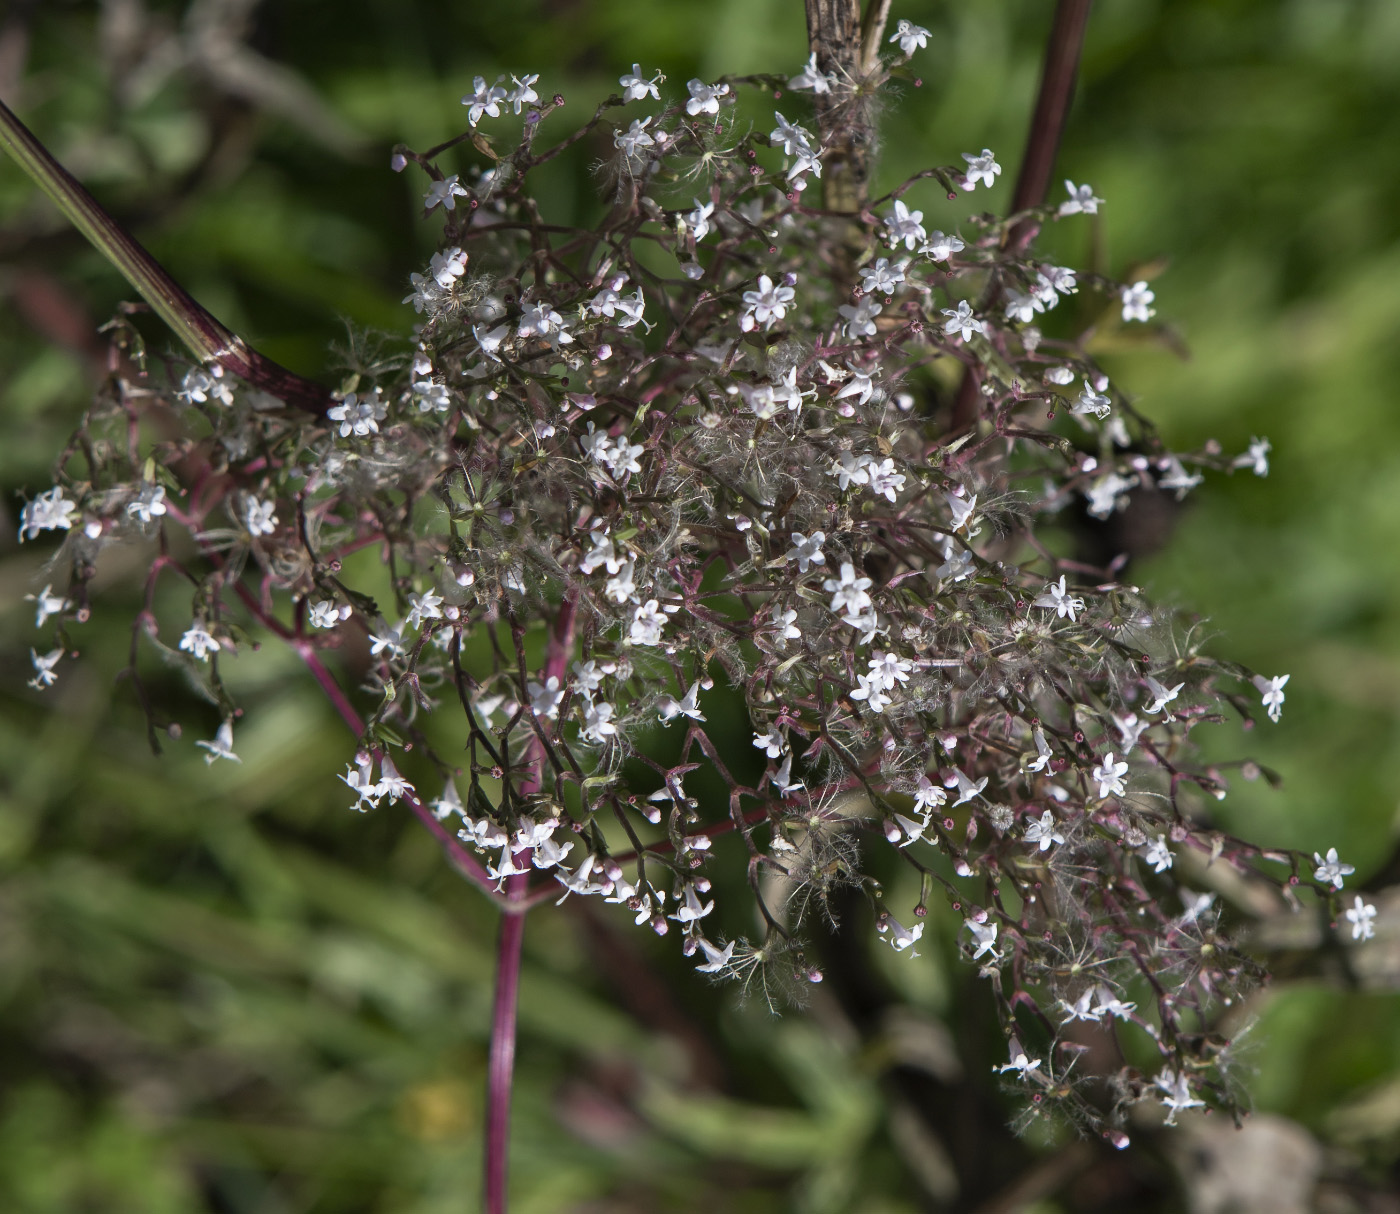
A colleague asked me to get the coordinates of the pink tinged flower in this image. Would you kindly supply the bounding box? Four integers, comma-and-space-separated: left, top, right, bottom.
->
197, 720, 240, 766
889, 19, 930, 56
1058, 180, 1103, 216
671, 883, 715, 923
180, 626, 221, 662
1346, 895, 1377, 941
18, 487, 77, 541
914, 775, 948, 813
961, 148, 1001, 190
942, 299, 984, 341
1313, 847, 1354, 890
619, 64, 661, 103
429, 247, 468, 287
1024, 810, 1065, 852
1121, 280, 1156, 322
684, 79, 729, 116
883, 199, 926, 250
1091, 752, 1129, 799
657, 681, 705, 723
1253, 673, 1289, 723
28, 647, 63, 689
1033, 574, 1085, 621
952, 770, 988, 806
424, 175, 469, 211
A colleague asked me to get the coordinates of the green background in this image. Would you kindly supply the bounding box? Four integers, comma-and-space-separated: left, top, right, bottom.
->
2, 0, 1398, 1209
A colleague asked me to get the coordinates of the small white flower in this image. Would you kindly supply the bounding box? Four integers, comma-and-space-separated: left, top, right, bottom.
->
942, 299, 985, 342
786, 531, 826, 573
996, 1043, 1042, 1079
1345, 895, 1377, 941
614, 116, 655, 158
671, 883, 715, 923
1143, 835, 1173, 873
1084, 472, 1137, 520
1026, 728, 1052, 774
823, 562, 873, 617
1313, 847, 1354, 890
506, 73, 539, 114
788, 52, 835, 94
341, 753, 382, 811
1155, 1069, 1204, 1125
1253, 673, 1289, 724
695, 938, 736, 973
888, 18, 930, 56
327, 390, 388, 438
376, 757, 414, 803
769, 111, 814, 157
739, 274, 796, 332
619, 64, 662, 103
308, 600, 348, 629
1004, 291, 1044, 325
245, 497, 278, 537
837, 297, 882, 338
462, 75, 508, 125
944, 490, 978, 532
28, 647, 63, 689
431, 782, 465, 822
1092, 986, 1136, 1020
684, 79, 729, 116
1058, 180, 1104, 216
882, 917, 923, 954
860, 257, 905, 296
528, 676, 565, 719
1235, 437, 1271, 477
407, 591, 444, 629
604, 560, 637, 604
1024, 809, 1065, 852
961, 148, 1001, 190
684, 198, 715, 242
967, 919, 999, 960
1071, 385, 1113, 419
849, 673, 891, 714
771, 751, 803, 795
196, 719, 240, 765
581, 700, 618, 744
424, 175, 469, 212
18, 487, 77, 541
572, 660, 606, 696
884, 200, 926, 250
1143, 676, 1184, 715
658, 681, 705, 723
127, 484, 168, 524
920, 230, 964, 261
628, 600, 668, 647
864, 457, 906, 503
829, 450, 872, 491
179, 626, 222, 662
1060, 989, 1103, 1024
1091, 752, 1130, 800
952, 770, 988, 806
25, 584, 69, 628
913, 775, 948, 813
753, 727, 785, 758
770, 605, 802, 644
1121, 280, 1156, 323
369, 623, 407, 658
1033, 574, 1085, 621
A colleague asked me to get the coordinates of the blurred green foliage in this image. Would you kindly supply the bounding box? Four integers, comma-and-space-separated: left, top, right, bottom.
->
3, 0, 1400, 1210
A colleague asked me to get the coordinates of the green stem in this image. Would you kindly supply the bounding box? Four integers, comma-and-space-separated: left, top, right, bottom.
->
0, 96, 331, 415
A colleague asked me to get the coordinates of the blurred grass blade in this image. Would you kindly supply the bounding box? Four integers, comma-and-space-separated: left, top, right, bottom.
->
0, 95, 331, 415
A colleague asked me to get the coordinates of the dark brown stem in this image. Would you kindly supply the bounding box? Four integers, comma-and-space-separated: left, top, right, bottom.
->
804, 0, 870, 214
0, 95, 332, 415
950, 0, 1093, 431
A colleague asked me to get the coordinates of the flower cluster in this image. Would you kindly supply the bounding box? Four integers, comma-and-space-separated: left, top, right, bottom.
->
16, 34, 1346, 1145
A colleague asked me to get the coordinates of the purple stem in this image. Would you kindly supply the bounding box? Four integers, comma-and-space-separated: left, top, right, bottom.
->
484, 883, 527, 1214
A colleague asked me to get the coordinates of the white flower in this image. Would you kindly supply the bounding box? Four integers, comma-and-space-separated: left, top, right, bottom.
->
1039, 264, 1079, 297
614, 116, 656, 158
604, 560, 637, 604
580, 528, 623, 576
1061, 989, 1103, 1024
429, 247, 468, 287
936, 542, 974, 583
914, 774, 948, 813
753, 727, 786, 758
770, 605, 802, 643
685, 79, 729, 116
376, 757, 415, 804
462, 75, 507, 125
920, 230, 964, 261
1026, 728, 1052, 774
407, 591, 444, 629
1004, 290, 1044, 324
369, 623, 407, 658
127, 484, 168, 524
431, 782, 465, 822
882, 917, 923, 954
1121, 280, 1156, 322
952, 770, 988, 806
942, 299, 985, 342
944, 490, 977, 532
28, 647, 63, 689
859, 257, 905, 296
1022, 810, 1063, 852
1179, 890, 1217, 926
572, 660, 606, 696
867, 650, 912, 690
1235, 436, 1271, 477
849, 673, 891, 714
1157, 455, 1203, 496
739, 274, 795, 331
245, 497, 278, 536
884, 200, 926, 250
864, 457, 906, 503
1143, 676, 1184, 715
1071, 385, 1113, 419
658, 681, 705, 723
1058, 180, 1103, 216
327, 390, 388, 438
1253, 673, 1289, 723
671, 884, 715, 924
581, 700, 618, 744
823, 562, 873, 617
961, 148, 1001, 190
506, 73, 539, 114
772, 751, 803, 795
518, 299, 573, 345
1155, 1069, 1204, 1125
695, 938, 736, 973
179, 626, 222, 661
837, 297, 882, 338
888, 18, 930, 56
684, 198, 715, 242
341, 753, 381, 811
967, 918, 999, 960
786, 531, 826, 573
1084, 471, 1137, 520
196, 720, 240, 765
1345, 895, 1377, 941
1092, 986, 1136, 1020
619, 64, 661, 103
424, 175, 469, 211
1313, 847, 1354, 890
996, 1043, 1042, 1078
1143, 835, 1173, 873
829, 450, 872, 491
308, 600, 349, 629
528, 676, 564, 719
833, 364, 876, 409
788, 52, 835, 93
18, 487, 77, 541
1091, 752, 1129, 799
26, 584, 69, 628
1114, 711, 1148, 750
628, 600, 668, 647
473, 322, 510, 359
413, 380, 451, 414
1033, 574, 1085, 621
769, 112, 813, 157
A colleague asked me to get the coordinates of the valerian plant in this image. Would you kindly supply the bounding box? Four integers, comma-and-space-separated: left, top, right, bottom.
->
4, 0, 1374, 1207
